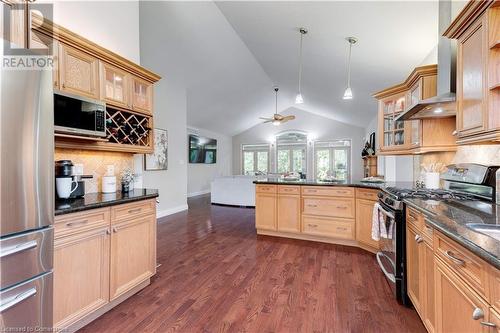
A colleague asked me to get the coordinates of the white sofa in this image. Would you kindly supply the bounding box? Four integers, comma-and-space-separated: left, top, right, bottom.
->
211, 175, 261, 207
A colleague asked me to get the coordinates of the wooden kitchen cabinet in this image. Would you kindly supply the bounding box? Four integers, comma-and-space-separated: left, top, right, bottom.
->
58, 43, 99, 99
374, 64, 456, 155
445, 1, 500, 144
53, 200, 157, 331
277, 186, 300, 233
110, 214, 156, 300
53, 224, 110, 329
100, 61, 130, 109
407, 225, 424, 314
2, 0, 27, 48
435, 258, 490, 333
131, 77, 153, 115
457, 17, 487, 137
423, 240, 436, 333
355, 198, 378, 250
255, 192, 277, 231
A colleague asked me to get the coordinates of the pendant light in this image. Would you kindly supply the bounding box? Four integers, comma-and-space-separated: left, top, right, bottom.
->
295, 28, 308, 104
343, 37, 357, 100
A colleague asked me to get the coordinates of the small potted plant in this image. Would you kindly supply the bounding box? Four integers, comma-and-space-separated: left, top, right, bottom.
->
121, 169, 134, 193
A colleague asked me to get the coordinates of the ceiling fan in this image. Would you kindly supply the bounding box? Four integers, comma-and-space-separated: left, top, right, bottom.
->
260, 87, 295, 126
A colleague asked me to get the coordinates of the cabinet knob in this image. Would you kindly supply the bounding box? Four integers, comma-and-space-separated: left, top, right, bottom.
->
415, 235, 423, 243
112, 227, 118, 233
106, 229, 111, 235
472, 307, 484, 321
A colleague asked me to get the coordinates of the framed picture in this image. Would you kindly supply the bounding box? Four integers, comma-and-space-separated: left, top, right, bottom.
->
144, 128, 168, 171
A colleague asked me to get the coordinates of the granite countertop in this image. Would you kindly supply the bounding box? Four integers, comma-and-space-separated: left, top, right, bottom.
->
405, 198, 500, 269
55, 188, 159, 216
253, 178, 392, 190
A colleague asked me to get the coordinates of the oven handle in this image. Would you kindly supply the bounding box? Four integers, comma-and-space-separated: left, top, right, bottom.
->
0, 287, 37, 313
378, 204, 395, 220
376, 252, 396, 283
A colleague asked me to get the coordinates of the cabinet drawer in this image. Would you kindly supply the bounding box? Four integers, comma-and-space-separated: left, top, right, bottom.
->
278, 185, 300, 195
302, 215, 354, 240
355, 188, 379, 201
111, 199, 156, 223
302, 186, 354, 197
407, 207, 424, 231
55, 208, 110, 238
256, 184, 277, 194
303, 197, 355, 218
434, 231, 490, 300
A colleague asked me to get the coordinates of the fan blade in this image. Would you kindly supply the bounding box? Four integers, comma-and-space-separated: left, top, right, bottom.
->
281, 115, 296, 122
259, 117, 273, 121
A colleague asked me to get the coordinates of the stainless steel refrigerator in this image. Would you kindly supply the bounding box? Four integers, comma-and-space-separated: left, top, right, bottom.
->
0, 65, 54, 329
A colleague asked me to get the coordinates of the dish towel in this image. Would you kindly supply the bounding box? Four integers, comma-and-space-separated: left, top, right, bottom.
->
371, 202, 381, 241
371, 202, 394, 240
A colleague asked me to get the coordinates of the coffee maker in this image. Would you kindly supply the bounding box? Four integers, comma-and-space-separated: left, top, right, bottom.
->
55, 160, 92, 199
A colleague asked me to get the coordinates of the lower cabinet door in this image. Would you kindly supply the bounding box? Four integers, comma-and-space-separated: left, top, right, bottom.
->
53, 226, 110, 329
435, 259, 490, 333
110, 214, 156, 300
277, 194, 300, 233
423, 241, 436, 333
255, 193, 277, 231
355, 199, 378, 249
407, 226, 423, 313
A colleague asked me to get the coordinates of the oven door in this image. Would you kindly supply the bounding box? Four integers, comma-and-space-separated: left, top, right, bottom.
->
376, 201, 398, 291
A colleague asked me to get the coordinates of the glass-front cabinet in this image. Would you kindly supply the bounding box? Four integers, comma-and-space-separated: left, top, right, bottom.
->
374, 64, 456, 155
131, 77, 153, 115
380, 93, 408, 150
100, 62, 130, 109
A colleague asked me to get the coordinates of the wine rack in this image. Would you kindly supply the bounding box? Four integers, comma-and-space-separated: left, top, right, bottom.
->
106, 108, 152, 147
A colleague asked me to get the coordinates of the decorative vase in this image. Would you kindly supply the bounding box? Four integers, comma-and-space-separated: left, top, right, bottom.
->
122, 182, 130, 193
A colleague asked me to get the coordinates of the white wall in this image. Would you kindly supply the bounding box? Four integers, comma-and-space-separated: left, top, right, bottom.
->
51, 1, 140, 63
138, 2, 189, 217
187, 127, 232, 197
232, 107, 366, 181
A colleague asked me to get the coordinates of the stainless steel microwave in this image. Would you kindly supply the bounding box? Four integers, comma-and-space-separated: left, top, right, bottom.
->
54, 91, 106, 137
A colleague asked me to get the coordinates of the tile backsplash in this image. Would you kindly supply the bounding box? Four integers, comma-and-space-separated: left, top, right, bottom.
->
55, 148, 134, 193
452, 145, 500, 165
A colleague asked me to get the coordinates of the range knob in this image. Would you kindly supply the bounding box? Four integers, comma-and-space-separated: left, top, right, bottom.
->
377, 192, 383, 199
386, 198, 394, 206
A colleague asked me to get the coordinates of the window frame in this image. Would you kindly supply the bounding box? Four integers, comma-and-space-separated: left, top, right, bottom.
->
313, 140, 352, 181
276, 144, 306, 174
241, 143, 270, 175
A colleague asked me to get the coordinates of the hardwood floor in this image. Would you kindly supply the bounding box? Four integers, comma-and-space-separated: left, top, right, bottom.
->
80, 195, 425, 333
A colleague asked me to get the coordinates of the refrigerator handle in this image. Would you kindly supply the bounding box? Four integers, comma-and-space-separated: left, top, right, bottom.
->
0, 240, 38, 258
0, 287, 37, 313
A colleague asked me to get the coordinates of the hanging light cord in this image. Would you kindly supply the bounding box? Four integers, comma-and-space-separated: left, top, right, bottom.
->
298, 32, 304, 94
275, 88, 278, 115
346, 41, 352, 89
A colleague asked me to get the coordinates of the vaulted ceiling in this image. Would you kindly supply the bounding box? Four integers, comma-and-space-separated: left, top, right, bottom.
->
150, 1, 439, 136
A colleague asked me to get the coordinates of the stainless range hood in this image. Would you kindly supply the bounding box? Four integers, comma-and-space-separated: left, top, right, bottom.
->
396, 0, 457, 121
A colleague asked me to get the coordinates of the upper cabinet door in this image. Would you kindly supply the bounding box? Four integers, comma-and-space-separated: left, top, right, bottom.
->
457, 17, 487, 136
100, 61, 130, 109
131, 77, 153, 115
59, 44, 99, 99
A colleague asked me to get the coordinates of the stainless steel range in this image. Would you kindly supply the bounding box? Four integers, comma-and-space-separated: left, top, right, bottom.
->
375, 163, 498, 306
1, 64, 54, 329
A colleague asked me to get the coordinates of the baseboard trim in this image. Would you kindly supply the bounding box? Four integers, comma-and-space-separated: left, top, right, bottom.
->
157, 204, 189, 218
187, 190, 210, 198
256, 229, 378, 254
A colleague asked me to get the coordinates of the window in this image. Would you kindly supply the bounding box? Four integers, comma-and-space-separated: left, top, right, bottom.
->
277, 147, 306, 173
242, 144, 269, 175
276, 132, 307, 174
314, 140, 351, 181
